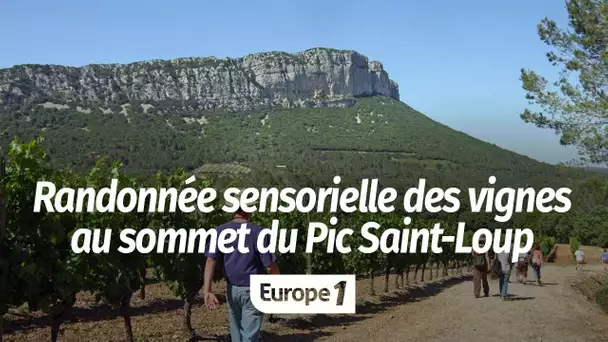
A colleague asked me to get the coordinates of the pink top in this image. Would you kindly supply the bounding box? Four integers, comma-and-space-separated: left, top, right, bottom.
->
532, 250, 543, 265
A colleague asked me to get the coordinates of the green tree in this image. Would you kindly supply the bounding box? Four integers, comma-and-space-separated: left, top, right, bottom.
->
520, 0, 608, 165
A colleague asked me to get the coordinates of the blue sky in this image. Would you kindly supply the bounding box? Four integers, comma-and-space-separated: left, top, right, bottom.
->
0, 0, 580, 164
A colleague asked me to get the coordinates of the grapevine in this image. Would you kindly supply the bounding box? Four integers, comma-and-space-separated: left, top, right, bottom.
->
0, 138, 477, 341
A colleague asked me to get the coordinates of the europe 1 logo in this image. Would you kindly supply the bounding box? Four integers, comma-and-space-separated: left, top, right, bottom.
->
250, 274, 356, 314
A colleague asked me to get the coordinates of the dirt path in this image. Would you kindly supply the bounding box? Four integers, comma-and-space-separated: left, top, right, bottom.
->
553, 243, 574, 265
5, 263, 606, 341
317, 265, 608, 342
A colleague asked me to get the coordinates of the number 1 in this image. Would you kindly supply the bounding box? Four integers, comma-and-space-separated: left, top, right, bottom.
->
334, 281, 347, 306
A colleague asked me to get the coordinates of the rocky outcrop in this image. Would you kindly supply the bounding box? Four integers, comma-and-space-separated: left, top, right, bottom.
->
0, 48, 399, 111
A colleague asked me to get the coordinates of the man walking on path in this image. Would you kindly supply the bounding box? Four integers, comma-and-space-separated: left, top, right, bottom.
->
496, 249, 513, 301
471, 237, 491, 298
203, 207, 281, 342
575, 247, 585, 270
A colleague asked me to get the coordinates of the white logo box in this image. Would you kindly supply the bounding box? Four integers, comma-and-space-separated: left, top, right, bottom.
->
250, 274, 356, 314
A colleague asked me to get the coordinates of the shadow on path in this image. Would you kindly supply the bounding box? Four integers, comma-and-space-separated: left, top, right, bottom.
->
5, 292, 235, 334
191, 331, 333, 342
4, 297, 205, 334
506, 296, 535, 301
490, 293, 536, 301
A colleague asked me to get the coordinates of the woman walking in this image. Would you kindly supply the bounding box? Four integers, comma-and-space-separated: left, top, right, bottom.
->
531, 243, 543, 285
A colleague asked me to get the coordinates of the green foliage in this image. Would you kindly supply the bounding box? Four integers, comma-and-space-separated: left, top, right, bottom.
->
520, 0, 608, 165
597, 231, 608, 248
510, 175, 608, 247
149, 170, 227, 300
538, 236, 556, 247
0, 137, 81, 318
0, 97, 590, 190
537, 236, 556, 256
570, 236, 581, 255
551, 176, 608, 245
253, 212, 309, 274
0, 139, 229, 340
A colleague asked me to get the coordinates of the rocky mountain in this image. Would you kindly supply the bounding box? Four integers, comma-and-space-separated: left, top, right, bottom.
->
0, 47, 591, 190
0, 48, 399, 111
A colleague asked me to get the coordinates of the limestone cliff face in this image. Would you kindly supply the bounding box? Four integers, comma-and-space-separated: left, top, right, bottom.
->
0, 48, 399, 111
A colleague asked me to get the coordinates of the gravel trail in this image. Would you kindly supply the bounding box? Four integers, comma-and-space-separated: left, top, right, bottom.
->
319, 265, 608, 342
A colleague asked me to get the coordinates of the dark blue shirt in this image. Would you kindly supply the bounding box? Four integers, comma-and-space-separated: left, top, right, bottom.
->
205, 221, 276, 286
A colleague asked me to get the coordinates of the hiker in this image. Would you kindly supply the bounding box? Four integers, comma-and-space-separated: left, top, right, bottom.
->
203, 207, 281, 342
471, 237, 491, 298
495, 249, 513, 300
602, 248, 608, 271
575, 247, 585, 270
515, 245, 529, 284
531, 243, 543, 285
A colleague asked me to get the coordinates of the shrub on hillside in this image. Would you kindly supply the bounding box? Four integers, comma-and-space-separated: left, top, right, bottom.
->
540, 242, 550, 257
570, 237, 581, 256
597, 231, 608, 249
536, 236, 556, 256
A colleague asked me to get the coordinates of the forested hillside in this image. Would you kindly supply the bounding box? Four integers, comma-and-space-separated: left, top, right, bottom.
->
0, 96, 588, 190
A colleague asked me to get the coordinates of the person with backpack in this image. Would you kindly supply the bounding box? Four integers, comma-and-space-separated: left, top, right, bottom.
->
601, 248, 608, 271
515, 245, 529, 284
203, 207, 281, 342
472, 237, 491, 298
